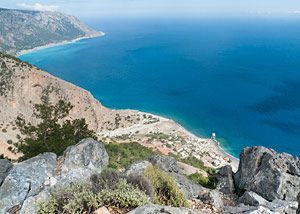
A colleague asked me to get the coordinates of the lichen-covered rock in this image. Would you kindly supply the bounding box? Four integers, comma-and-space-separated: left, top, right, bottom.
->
234, 146, 300, 202
148, 154, 179, 173
19, 190, 49, 214
238, 191, 269, 207
215, 165, 235, 194
57, 138, 109, 186
0, 159, 13, 186
172, 173, 205, 199
128, 203, 205, 214
124, 160, 152, 176
0, 153, 57, 214
198, 190, 224, 210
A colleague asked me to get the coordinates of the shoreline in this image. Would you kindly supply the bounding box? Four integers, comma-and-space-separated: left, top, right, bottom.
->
16, 32, 105, 57
99, 110, 240, 171
144, 112, 240, 168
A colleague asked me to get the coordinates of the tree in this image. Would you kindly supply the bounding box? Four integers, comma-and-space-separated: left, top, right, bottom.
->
10, 97, 97, 161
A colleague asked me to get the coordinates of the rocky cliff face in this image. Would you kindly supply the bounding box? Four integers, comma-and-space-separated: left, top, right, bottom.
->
0, 8, 103, 55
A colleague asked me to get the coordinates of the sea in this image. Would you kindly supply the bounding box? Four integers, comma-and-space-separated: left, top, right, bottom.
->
19, 17, 300, 158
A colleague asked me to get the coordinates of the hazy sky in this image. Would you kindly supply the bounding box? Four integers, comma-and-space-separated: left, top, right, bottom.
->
2, 0, 300, 18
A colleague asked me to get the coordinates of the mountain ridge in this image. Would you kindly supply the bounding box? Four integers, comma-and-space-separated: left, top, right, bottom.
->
0, 8, 103, 55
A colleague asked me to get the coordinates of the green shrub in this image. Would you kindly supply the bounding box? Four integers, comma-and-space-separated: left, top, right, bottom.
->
105, 142, 158, 170
96, 179, 151, 208
187, 172, 216, 189
91, 169, 154, 200
90, 169, 123, 193
126, 174, 154, 200
38, 183, 99, 214
144, 165, 189, 207
38, 179, 151, 214
2, 128, 7, 133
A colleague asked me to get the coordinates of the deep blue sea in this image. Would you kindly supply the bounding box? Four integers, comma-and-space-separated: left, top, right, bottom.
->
20, 17, 300, 158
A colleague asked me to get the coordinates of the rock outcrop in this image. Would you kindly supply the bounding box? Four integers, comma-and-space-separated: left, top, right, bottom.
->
57, 138, 109, 186
0, 153, 57, 214
125, 154, 206, 200
148, 154, 179, 173
128, 204, 204, 214
214, 165, 235, 194
0, 159, 13, 186
234, 146, 300, 202
0, 138, 108, 214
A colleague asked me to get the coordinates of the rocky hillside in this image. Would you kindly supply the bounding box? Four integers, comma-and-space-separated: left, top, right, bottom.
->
0, 53, 143, 159
0, 138, 299, 213
0, 53, 239, 172
0, 8, 103, 55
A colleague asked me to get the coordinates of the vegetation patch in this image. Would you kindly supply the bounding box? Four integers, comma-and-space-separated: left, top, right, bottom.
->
9, 91, 97, 161
104, 142, 158, 170
187, 172, 216, 189
144, 165, 189, 207
38, 170, 152, 214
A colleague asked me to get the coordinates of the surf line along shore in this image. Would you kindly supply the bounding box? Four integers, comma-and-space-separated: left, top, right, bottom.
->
16, 32, 105, 57
97, 111, 239, 171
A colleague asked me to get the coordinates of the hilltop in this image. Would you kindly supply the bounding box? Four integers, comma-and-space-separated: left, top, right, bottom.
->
0, 8, 103, 55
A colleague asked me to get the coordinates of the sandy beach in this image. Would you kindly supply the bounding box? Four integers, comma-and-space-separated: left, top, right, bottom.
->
16, 32, 105, 57
98, 111, 240, 171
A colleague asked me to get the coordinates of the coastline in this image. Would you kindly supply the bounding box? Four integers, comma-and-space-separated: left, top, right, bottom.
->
138, 113, 240, 170
16, 32, 105, 57
99, 110, 240, 171
16, 32, 240, 170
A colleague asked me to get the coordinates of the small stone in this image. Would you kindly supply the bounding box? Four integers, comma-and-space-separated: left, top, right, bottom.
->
94, 206, 109, 214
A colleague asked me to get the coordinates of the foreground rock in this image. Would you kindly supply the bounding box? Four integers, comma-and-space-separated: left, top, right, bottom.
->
234, 146, 300, 202
56, 138, 109, 186
0, 153, 57, 214
125, 154, 206, 200
128, 204, 204, 214
0, 159, 13, 186
214, 165, 235, 194
0, 138, 109, 214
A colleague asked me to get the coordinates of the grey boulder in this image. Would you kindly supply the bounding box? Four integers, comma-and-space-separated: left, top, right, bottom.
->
234, 146, 300, 202
0, 153, 57, 214
172, 173, 205, 199
56, 138, 109, 186
128, 203, 204, 214
198, 190, 224, 210
124, 160, 152, 176
148, 154, 179, 173
214, 165, 235, 194
0, 159, 13, 186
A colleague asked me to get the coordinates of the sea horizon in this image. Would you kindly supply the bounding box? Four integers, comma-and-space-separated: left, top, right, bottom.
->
20, 16, 300, 158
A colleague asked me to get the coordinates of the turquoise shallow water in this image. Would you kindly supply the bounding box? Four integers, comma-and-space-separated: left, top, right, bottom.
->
20, 17, 300, 158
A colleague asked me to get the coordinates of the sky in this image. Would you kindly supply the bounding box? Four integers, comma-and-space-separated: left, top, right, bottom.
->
2, 0, 300, 18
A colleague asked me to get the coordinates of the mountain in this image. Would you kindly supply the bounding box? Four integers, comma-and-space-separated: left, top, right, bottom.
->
0, 8, 103, 55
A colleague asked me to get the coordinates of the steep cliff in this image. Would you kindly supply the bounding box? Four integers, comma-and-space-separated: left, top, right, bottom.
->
0, 8, 103, 55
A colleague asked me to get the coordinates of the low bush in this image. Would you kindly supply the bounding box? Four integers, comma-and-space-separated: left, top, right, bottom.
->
187, 172, 216, 189
144, 165, 189, 207
126, 174, 154, 200
90, 168, 123, 193
96, 179, 151, 208
38, 183, 99, 214
38, 178, 151, 214
91, 169, 154, 199
104, 142, 158, 170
